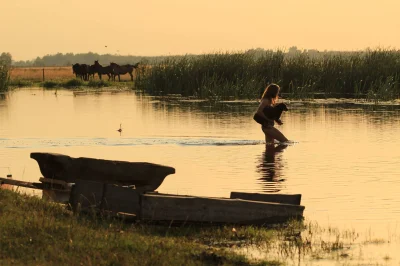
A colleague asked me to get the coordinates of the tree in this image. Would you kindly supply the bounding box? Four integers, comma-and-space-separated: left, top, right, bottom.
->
0, 52, 11, 92
0, 52, 12, 67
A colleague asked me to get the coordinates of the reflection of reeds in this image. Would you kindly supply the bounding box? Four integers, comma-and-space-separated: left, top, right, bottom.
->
275, 220, 359, 261
136, 49, 400, 101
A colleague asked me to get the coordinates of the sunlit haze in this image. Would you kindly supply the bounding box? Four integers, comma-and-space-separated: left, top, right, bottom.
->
1, 0, 400, 61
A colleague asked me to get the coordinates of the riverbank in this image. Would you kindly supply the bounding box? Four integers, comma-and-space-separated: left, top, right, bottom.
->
0, 188, 279, 265
2, 187, 398, 265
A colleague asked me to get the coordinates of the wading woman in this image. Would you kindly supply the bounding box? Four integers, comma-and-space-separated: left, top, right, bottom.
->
255, 83, 289, 144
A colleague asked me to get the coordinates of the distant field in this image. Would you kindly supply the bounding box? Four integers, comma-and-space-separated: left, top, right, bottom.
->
10, 67, 74, 81
9, 67, 136, 81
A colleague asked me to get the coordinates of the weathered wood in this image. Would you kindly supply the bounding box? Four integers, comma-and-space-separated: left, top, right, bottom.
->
146, 191, 302, 205
101, 184, 140, 216
30, 152, 175, 192
230, 192, 302, 205
42, 189, 71, 203
141, 194, 304, 225
39, 177, 69, 187
69, 180, 104, 212
0, 176, 43, 189
39, 177, 72, 191
0, 176, 72, 203
69, 180, 141, 216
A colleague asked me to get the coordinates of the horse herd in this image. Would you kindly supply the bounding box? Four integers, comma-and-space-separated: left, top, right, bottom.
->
72, 60, 140, 82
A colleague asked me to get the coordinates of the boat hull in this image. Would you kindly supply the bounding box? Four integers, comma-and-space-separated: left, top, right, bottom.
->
30, 152, 175, 192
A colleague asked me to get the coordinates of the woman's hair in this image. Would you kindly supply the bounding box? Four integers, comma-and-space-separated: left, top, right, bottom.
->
261, 83, 280, 100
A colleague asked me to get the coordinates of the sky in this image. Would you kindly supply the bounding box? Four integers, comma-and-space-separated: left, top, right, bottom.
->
1, 0, 400, 61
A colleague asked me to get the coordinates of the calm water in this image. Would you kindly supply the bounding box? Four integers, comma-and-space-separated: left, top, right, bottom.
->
1, 88, 400, 263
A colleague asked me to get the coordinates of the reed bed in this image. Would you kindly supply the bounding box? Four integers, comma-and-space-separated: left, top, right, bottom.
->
136, 49, 400, 101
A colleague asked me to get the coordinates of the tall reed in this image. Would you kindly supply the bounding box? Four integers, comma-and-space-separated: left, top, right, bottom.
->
0, 61, 10, 92
136, 48, 400, 101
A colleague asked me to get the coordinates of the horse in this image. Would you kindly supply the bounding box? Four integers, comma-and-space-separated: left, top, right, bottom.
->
93, 60, 112, 80
72, 63, 90, 81
88, 64, 97, 80
110, 62, 139, 81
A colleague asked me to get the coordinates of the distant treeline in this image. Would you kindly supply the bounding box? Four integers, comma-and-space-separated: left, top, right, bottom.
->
11, 47, 347, 67
11, 52, 200, 67
12, 52, 146, 67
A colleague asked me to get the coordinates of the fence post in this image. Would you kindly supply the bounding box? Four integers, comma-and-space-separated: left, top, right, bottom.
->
42, 68, 45, 81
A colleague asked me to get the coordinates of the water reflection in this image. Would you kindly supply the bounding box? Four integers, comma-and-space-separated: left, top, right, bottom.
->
256, 144, 287, 193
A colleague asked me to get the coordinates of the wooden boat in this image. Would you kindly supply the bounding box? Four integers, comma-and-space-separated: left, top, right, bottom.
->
1, 153, 305, 225
30, 152, 176, 192
69, 180, 305, 225
140, 193, 304, 224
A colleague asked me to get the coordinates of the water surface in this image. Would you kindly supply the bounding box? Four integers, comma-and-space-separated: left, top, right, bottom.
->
1, 88, 400, 264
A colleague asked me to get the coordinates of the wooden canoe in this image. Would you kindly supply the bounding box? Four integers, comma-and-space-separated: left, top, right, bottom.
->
140, 193, 304, 224
69, 180, 304, 225
30, 152, 176, 192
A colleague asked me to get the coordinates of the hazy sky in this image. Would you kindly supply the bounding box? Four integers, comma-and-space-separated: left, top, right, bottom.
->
1, 0, 400, 61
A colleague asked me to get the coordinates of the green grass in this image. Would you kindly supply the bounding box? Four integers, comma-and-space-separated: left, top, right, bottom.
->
135, 49, 400, 101
9, 79, 35, 88
0, 189, 279, 266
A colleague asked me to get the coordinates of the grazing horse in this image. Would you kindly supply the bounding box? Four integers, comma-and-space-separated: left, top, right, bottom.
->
93, 60, 112, 80
72, 63, 90, 81
110, 62, 139, 81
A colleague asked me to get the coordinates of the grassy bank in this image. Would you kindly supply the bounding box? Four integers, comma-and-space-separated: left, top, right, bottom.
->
1, 188, 395, 265
135, 49, 400, 101
0, 189, 279, 265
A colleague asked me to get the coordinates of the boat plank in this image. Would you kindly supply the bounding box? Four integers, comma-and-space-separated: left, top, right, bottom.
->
141, 194, 304, 225
0, 176, 43, 189
69, 179, 104, 212
101, 184, 140, 215
230, 192, 302, 205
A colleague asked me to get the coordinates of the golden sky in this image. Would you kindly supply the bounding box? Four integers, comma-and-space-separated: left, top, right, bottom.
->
1, 0, 400, 61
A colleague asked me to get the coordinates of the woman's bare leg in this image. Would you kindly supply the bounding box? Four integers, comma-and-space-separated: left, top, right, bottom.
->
264, 131, 274, 145
262, 126, 288, 143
